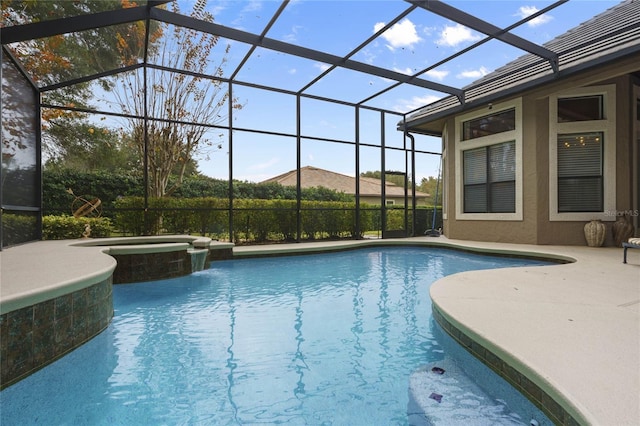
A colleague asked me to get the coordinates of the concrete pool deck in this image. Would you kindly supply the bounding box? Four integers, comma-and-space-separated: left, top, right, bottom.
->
1, 237, 639, 424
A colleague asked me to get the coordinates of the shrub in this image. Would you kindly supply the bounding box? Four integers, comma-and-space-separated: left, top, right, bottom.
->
112, 197, 148, 235
42, 215, 113, 240
2, 213, 39, 246
43, 169, 142, 217
109, 196, 437, 243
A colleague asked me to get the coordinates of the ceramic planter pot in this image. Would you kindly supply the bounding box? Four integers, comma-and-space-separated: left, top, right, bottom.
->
612, 214, 634, 247
584, 219, 606, 247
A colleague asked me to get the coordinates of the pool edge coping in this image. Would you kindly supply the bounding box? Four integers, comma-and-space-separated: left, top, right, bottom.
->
3, 237, 635, 425
233, 238, 614, 425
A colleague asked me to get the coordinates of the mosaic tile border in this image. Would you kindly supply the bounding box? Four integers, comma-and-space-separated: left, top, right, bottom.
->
110, 247, 232, 284
0, 277, 113, 390
111, 251, 191, 284
0, 244, 233, 389
209, 247, 233, 261
432, 305, 580, 426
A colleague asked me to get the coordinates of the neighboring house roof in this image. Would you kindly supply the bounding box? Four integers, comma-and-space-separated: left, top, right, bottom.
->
262, 166, 430, 199
403, 0, 640, 132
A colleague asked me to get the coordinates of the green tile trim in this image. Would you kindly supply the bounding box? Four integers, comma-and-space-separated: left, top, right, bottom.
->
432, 305, 580, 426
0, 277, 113, 390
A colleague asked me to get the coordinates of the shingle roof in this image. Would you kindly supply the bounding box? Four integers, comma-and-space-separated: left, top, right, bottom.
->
262, 166, 430, 198
403, 0, 640, 130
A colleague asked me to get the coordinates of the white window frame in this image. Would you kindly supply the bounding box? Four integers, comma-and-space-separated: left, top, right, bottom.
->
454, 98, 523, 221
442, 122, 448, 220
549, 84, 616, 221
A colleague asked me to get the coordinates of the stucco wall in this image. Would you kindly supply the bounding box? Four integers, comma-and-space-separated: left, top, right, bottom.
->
442, 99, 540, 244
441, 56, 639, 245
536, 74, 635, 246
360, 195, 429, 207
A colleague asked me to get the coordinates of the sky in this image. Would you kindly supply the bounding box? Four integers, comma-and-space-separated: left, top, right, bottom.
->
146, 0, 622, 183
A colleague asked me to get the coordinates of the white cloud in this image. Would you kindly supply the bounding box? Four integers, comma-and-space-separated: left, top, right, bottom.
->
314, 63, 330, 72
516, 6, 553, 27
393, 67, 413, 75
210, 5, 226, 17
388, 67, 449, 83
288, 68, 297, 75
374, 19, 421, 51
360, 49, 376, 65
422, 25, 437, 37
283, 25, 303, 43
393, 67, 448, 80
242, 0, 262, 13
249, 157, 280, 171
424, 69, 449, 81
457, 66, 490, 79
396, 94, 443, 113
436, 24, 481, 47
229, 1, 263, 28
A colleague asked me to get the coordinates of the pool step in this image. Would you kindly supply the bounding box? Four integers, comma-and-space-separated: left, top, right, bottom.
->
408, 357, 545, 426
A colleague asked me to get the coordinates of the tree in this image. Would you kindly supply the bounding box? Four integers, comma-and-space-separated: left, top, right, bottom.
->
417, 176, 441, 205
2, 0, 149, 92
1, 0, 156, 166
360, 170, 411, 188
112, 0, 243, 198
43, 122, 138, 172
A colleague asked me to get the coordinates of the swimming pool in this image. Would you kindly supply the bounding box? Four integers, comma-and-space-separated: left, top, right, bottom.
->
1, 246, 552, 425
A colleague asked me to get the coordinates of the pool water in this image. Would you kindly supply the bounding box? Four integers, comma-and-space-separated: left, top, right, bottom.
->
1, 247, 552, 425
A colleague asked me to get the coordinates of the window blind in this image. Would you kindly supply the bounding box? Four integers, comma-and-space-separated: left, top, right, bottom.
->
463, 141, 515, 213
463, 147, 486, 185
489, 142, 515, 182
557, 133, 603, 212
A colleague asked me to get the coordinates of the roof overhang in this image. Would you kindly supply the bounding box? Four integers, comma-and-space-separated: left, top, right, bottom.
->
401, 46, 640, 136
400, 0, 640, 135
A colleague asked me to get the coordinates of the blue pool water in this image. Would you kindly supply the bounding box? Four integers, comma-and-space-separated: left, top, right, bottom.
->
1, 247, 553, 425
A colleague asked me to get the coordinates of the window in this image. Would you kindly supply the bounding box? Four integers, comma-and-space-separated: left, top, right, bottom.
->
549, 85, 615, 221
454, 99, 522, 220
462, 108, 515, 140
463, 142, 515, 213
557, 132, 603, 212
558, 96, 603, 122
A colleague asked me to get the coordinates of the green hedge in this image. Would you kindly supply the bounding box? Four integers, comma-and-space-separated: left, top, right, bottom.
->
43, 170, 352, 219
2, 213, 39, 247
43, 169, 142, 217
112, 196, 381, 241
113, 197, 228, 237
42, 215, 113, 240
36, 201, 440, 243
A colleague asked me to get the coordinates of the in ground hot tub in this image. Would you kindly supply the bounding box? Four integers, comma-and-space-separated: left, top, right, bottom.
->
0, 235, 235, 389
72, 235, 234, 283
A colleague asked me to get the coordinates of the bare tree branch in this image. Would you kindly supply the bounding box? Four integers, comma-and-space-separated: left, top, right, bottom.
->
112, 0, 242, 197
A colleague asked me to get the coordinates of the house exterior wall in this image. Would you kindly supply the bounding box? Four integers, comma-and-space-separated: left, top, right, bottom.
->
360, 195, 383, 205
535, 74, 635, 245
441, 55, 639, 245
360, 195, 429, 207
